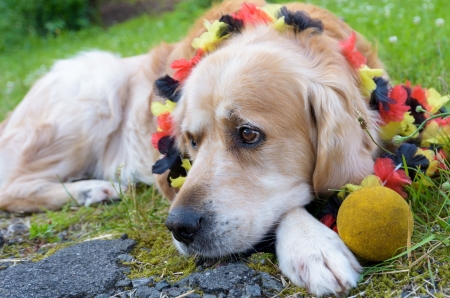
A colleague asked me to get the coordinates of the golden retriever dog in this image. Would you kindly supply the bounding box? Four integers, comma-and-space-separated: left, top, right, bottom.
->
0, 0, 385, 295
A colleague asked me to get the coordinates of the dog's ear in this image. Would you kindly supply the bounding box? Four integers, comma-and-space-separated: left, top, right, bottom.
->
155, 170, 178, 202
309, 82, 377, 194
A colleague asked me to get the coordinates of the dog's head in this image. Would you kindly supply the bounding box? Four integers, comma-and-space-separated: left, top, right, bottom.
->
163, 23, 379, 257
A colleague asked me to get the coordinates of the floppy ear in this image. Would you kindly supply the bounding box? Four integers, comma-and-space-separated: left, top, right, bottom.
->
309, 82, 378, 194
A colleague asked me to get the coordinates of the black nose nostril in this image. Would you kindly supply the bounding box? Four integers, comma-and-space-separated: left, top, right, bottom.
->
165, 207, 203, 245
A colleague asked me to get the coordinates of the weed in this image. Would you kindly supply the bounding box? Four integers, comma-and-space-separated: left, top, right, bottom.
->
29, 222, 59, 243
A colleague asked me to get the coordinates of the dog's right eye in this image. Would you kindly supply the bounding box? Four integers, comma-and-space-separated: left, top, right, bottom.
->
238, 126, 263, 147
190, 136, 198, 149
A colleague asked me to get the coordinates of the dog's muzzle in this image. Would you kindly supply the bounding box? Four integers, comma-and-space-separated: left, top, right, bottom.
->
165, 207, 203, 245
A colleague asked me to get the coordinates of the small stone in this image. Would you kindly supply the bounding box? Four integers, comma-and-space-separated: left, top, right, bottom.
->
185, 294, 201, 298
260, 272, 283, 293
121, 234, 128, 240
0, 232, 4, 247
132, 277, 153, 288
245, 284, 261, 297
135, 286, 160, 298
165, 287, 182, 296
5, 221, 28, 238
401, 292, 411, 298
203, 294, 217, 298
155, 281, 170, 291
94, 294, 109, 298
117, 253, 134, 263
122, 267, 131, 274
115, 278, 132, 287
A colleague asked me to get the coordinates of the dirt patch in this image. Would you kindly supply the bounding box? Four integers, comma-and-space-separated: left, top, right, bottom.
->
99, 0, 182, 26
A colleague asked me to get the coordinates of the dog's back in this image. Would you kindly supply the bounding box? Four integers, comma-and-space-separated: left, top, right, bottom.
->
0, 48, 171, 212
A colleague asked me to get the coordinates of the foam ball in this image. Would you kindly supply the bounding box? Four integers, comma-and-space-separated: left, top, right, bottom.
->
337, 186, 413, 261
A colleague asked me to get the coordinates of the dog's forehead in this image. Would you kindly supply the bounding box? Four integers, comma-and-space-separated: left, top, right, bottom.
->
178, 41, 305, 134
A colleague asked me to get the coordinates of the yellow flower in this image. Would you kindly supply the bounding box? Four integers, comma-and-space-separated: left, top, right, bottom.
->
192, 20, 228, 52
421, 121, 450, 151
261, 4, 287, 30
380, 121, 402, 141
181, 159, 192, 171
338, 183, 361, 199
151, 100, 176, 116
170, 176, 186, 188
427, 88, 450, 113
361, 175, 382, 187
359, 66, 384, 97
262, 4, 282, 20
380, 112, 417, 141
416, 148, 438, 177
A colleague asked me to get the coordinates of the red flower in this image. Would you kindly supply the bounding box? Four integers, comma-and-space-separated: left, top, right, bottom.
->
379, 85, 410, 123
319, 214, 338, 233
171, 49, 204, 82
339, 31, 367, 69
151, 131, 169, 149
157, 112, 173, 133
437, 149, 448, 170
374, 158, 411, 198
433, 117, 450, 126
232, 3, 271, 25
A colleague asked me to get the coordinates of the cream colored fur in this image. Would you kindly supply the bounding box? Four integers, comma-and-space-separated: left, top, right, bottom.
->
0, 0, 385, 296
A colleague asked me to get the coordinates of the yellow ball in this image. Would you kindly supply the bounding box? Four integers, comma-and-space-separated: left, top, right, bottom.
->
337, 186, 413, 261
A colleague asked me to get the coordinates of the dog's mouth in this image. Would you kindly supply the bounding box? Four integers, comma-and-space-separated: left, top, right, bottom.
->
244, 228, 277, 255
165, 206, 279, 257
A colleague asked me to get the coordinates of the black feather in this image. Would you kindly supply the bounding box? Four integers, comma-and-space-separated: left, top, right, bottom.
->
166, 156, 188, 184
382, 143, 429, 179
279, 7, 324, 33
404, 85, 427, 126
152, 141, 180, 175
370, 77, 396, 111
317, 195, 342, 219
219, 15, 244, 37
154, 75, 181, 103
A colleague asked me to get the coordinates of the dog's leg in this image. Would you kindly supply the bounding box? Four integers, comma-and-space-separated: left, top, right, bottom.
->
276, 207, 361, 297
0, 180, 124, 213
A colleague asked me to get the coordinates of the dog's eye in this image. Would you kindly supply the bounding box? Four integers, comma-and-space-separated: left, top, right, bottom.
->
239, 127, 261, 145
190, 136, 198, 149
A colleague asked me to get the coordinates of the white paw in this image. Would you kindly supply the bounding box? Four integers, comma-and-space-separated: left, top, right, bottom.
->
75, 181, 126, 206
276, 208, 361, 297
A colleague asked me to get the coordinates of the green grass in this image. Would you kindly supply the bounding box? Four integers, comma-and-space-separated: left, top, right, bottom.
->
1, 0, 449, 296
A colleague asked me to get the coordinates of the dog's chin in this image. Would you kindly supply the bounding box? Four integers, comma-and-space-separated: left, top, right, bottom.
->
171, 229, 277, 258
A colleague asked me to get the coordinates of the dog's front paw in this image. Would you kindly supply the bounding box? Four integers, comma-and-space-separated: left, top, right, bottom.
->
276, 208, 361, 297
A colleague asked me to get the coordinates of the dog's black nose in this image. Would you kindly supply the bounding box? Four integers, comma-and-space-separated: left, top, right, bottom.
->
165, 207, 202, 245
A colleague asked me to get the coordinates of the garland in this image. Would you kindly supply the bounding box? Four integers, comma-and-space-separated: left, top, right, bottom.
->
150, 1, 450, 207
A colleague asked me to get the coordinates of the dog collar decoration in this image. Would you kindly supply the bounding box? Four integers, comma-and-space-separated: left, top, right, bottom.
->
151, 2, 450, 192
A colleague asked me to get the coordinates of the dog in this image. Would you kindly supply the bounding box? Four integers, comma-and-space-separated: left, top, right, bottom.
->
0, 0, 385, 295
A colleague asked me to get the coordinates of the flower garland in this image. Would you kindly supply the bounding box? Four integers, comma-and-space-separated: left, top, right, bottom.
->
318, 34, 450, 231
151, 2, 450, 197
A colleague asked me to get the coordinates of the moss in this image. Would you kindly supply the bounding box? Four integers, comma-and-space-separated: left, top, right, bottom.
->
128, 231, 196, 282
246, 252, 278, 275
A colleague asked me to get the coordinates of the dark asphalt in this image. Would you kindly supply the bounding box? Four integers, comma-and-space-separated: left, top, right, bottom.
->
0, 238, 135, 298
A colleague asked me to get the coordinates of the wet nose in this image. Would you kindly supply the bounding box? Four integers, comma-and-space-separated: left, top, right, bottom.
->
165, 207, 202, 245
